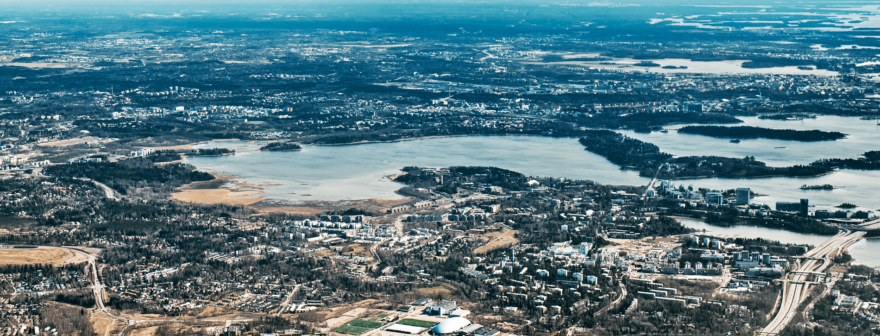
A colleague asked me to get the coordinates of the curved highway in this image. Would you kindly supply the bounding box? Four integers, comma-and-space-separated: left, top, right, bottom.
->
761, 230, 865, 335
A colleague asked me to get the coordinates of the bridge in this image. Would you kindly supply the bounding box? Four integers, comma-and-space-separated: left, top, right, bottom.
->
856, 218, 880, 231
761, 230, 866, 335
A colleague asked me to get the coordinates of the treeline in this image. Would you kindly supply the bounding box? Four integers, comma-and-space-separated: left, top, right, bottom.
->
665, 203, 839, 235
678, 126, 846, 142
302, 112, 742, 145
662, 156, 833, 179
758, 113, 816, 120
146, 148, 234, 163
43, 158, 213, 195
812, 151, 880, 170
578, 130, 671, 176
260, 142, 302, 151
577, 130, 876, 179
39, 304, 95, 336
564, 111, 742, 133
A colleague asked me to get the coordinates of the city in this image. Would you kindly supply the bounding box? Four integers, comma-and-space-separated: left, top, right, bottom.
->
0, 1, 879, 336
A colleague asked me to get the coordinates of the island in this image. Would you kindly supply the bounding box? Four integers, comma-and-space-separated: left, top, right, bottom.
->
260, 142, 303, 151
661, 65, 688, 69
836, 203, 858, 209
800, 184, 836, 190
759, 113, 817, 120
636, 60, 661, 67
677, 126, 846, 142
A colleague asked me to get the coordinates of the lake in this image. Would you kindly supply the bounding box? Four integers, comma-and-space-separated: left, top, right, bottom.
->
187, 136, 650, 202
680, 218, 879, 268
526, 58, 839, 76
619, 116, 880, 212
185, 132, 879, 266
187, 116, 880, 211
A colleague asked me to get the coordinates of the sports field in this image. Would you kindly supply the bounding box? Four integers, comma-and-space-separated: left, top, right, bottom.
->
334, 319, 385, 334
397, 319, 438, 328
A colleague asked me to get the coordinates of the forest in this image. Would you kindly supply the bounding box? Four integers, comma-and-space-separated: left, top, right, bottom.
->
43, 157, 214, 195
677, 126, 846, 142
260, 142, 302, 151
578, 130, 671, 176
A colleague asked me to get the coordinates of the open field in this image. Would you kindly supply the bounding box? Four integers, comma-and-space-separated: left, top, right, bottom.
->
397, 319, 438, 328
90, 311, 123, 336
335, 325, 372, 334
416, 284, 455, 297
344, 244, 372, 257
348, 319, 384, 328
0, 247, 87, 266
474, 225, 520, 254
171, 174, 265, 206
37, 136, 112, 148
254, 197, 413, 216
172, 187, 265, 206
335, 319, 384, 334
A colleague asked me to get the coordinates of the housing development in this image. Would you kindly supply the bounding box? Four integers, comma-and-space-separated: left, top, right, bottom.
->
0, 1, 879, 336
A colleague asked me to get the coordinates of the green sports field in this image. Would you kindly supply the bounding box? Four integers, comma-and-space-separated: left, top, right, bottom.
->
334, 325, 372, 335
334, 319, 385, 334
397, 319, 439, 328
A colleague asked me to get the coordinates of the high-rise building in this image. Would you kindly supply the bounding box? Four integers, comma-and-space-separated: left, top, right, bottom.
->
736, 188, 751, 205
706, 192, 723, 205
800, 199, 809, 217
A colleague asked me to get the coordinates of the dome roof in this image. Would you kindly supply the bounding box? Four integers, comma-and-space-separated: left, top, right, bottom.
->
432, 317, 471, 334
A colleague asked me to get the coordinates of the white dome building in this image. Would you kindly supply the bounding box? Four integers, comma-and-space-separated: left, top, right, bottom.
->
431, 317, 471, 334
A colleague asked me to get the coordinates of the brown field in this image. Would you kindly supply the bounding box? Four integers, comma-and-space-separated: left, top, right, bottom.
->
91, 311, 124, 336
0, 247, 87, 266
255, 197, 413, 216
171, 174, 265, 206
172, 188, 265, 206
417, 284, 456, 297
474, 226, 519, 254
343, 244, 371, 257
37, 137, 108, 147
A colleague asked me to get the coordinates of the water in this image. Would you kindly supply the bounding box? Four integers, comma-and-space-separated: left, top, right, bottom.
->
620, 116, 880, 212
187, 117, 880, 211
527, 58, 839, 76
620, 116, 880, 167
187, 136, 650, 202
680, 218, 880, 268
185, 131, 880, 265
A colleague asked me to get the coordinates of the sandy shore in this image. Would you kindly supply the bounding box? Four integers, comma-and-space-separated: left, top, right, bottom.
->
171, 173, 266, 206
137, 138, 244, 151
170, 172, 413, 215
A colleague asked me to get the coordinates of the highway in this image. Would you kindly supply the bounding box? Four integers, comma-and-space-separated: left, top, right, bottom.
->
761, 230, 865, 335
857, 218, 880, 231
74, 177, 120, 200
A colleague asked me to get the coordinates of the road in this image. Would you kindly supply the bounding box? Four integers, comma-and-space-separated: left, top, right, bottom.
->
75, 177, 119, 200
594, 281, 627, 316
857, 218, 880, 230
275, 284, 301, 316
644, 164, 665, 198
18, 245, 254, 336
761, 230, 865, 335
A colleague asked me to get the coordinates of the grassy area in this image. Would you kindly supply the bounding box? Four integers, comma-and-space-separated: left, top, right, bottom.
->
474, 225, 519, 254
333, 318, 385, 334
397, 319, 438, 328
347, 319, 384, 329
334, 325, 372, 335
416, 284, 455, 297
